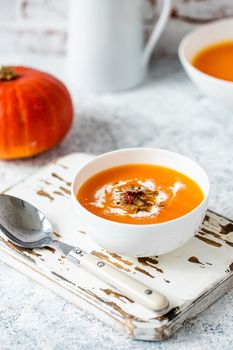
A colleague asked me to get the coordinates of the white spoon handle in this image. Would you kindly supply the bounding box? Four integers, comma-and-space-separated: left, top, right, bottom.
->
68, 248, 169, 313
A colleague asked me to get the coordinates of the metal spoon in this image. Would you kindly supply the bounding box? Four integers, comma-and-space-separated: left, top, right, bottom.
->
0, 194, 169, 313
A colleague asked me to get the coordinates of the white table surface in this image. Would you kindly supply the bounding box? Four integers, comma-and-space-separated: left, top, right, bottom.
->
0, 54, 233, 350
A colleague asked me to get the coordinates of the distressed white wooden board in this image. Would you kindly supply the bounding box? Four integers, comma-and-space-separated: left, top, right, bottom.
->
0, 152, 233, 341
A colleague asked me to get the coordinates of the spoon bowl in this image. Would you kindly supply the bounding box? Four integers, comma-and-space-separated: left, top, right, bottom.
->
0, 194, 53, 248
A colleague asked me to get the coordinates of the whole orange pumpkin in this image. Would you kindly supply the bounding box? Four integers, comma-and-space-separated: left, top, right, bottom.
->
0, 66, 73, 159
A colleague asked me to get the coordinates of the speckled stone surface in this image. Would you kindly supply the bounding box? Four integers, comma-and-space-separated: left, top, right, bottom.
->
0, 55, 233, 349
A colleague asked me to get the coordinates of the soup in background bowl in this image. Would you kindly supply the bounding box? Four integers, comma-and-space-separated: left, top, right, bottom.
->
72, 148, 209, 257
192, 40, 233, 82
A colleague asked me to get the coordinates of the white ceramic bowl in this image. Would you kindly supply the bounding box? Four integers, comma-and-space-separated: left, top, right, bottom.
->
72, 148, 209, 257
179, 18, 233, 107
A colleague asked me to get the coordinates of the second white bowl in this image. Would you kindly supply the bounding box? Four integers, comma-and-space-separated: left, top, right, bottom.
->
179, 18, 233, 107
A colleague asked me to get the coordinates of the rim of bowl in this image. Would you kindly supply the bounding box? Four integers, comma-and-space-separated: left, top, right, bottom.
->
71, 147, 210, 228
178, 17, 233, 87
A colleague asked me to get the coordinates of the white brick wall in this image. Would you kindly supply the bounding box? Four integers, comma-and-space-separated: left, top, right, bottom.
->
0, 0, 233, 55
0, 0, 67, 54
21, 0, 67, 21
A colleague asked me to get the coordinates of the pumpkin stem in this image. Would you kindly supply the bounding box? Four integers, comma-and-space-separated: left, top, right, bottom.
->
0, 66, 18, 81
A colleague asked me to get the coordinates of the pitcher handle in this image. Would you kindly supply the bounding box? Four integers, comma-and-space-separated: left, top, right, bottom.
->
142, 0, 171, 67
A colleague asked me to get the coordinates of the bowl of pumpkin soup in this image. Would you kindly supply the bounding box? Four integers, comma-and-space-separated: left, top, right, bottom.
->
72, 148, 209, 257
179, 18, 233, 107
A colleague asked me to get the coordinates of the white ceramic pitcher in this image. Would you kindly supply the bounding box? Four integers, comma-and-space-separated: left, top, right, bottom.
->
66, 0, 171, 93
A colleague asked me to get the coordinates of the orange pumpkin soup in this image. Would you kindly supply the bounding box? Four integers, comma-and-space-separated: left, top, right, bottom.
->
77, 164, 204, 225
192, 41, 233, 82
